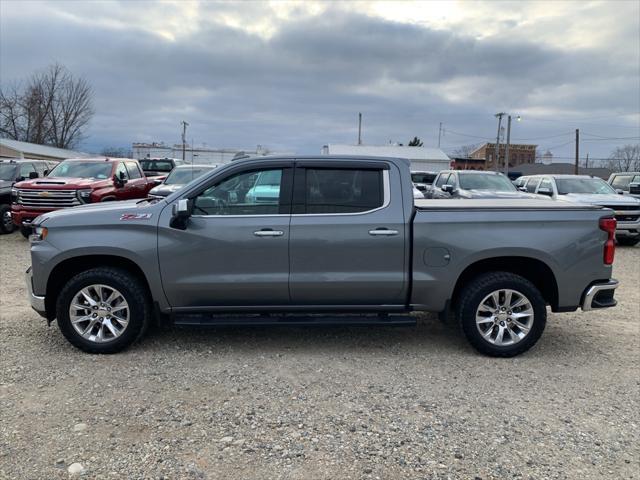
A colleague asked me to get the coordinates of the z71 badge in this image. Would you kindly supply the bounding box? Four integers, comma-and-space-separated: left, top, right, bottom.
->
120, 213, 153, 221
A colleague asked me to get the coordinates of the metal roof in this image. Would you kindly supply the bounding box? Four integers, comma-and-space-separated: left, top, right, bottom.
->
323, 144, 450, 161
0, 138, 91, 159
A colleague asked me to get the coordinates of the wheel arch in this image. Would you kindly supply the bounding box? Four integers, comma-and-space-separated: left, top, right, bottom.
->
44, 255, 152, 319
451, 256, 559, 311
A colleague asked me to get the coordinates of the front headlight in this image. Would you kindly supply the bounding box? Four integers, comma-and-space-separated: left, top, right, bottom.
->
77, 189, 93, 203
11, 187, 18, 203
29, 226, 48, 243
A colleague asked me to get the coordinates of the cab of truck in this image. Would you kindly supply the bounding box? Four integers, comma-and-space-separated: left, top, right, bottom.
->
11, 157, 158, 237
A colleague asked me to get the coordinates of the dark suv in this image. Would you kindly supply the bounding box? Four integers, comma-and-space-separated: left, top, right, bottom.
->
0, 159, 57, 234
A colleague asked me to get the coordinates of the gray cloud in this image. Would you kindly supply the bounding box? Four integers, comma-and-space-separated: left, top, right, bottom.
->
0, 1, 638, 159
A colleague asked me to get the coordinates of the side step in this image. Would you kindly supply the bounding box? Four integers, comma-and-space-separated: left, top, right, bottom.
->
172, 313, 416, 327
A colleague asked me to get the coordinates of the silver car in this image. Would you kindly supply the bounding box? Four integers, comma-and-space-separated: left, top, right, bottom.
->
520, 174, 640, 246
149, 164, 219, 198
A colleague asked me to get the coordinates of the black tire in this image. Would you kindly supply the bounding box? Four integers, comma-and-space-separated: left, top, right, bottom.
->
0, 204, 15, 234
617, 237, 640, 247
457, 272, 547, 357
20, 225, 32, 238
55, 267, 151, 353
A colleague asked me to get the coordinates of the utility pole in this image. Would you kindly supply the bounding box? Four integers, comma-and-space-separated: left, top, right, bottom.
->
574, 129, 579, 175
504, 115, 512, 176
438, 122, 443, 148
494, 113, 505, 172
357, 113, 362, 145
181, 120, 189, 162
585, 153, 589, 169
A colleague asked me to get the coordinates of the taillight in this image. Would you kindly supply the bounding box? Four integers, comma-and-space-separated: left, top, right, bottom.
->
599, 217, 616, 265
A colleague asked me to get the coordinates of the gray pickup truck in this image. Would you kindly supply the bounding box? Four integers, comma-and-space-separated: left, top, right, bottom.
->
26, 156, 619, 357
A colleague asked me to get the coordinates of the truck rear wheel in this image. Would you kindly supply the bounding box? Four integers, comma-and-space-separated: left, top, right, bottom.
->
0, 205, 15, 234
457, 272, 546, 357
55, 267, 150, 353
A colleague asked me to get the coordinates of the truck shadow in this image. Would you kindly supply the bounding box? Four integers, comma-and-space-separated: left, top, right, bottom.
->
141, 313, 475, 357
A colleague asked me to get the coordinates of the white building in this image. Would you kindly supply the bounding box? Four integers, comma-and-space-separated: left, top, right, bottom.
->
0, 138, 90, 161
321, 144, 451, 172
132, 142, 292, 165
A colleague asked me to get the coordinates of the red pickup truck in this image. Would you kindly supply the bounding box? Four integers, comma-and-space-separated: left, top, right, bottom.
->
12, 157, 159, 237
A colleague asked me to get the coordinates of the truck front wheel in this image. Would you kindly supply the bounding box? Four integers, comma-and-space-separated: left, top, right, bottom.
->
55, 267, 151, 353
457, 272, 546, 357
0, 205, 15, 234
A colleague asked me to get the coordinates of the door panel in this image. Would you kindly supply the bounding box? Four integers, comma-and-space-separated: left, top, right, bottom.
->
289, 163, 407, 305
158, 214, 291, 307
158, 164, 293, 308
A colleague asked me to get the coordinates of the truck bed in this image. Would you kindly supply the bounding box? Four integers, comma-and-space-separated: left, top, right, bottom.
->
414, 198, 603, 211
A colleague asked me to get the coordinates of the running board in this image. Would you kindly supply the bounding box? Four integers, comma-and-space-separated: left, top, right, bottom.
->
172, 313, 416, 327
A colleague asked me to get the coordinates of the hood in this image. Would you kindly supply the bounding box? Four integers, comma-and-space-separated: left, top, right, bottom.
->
34, 198, 163, 227
559, 193, 640, 206
0, 179, 13, 191
14, 177, 113, 189
149, 184, 183, 197
460, 189, 539, 199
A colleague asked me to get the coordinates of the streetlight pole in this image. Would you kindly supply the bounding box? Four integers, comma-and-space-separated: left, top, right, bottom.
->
504, 115, 512, 176
181, 120, 189, 162
494, 113, 505, 172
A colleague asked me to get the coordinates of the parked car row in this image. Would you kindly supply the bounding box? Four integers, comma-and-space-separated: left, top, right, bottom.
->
515, 174, 640, 246
3, 156, 218, 238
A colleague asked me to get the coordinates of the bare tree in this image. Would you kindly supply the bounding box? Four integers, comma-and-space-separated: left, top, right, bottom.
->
608, 144, 640, 172
451, 143, 479, 158
0, 63, 93, 149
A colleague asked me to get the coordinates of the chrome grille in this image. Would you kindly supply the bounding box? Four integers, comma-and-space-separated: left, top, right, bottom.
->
17, 189, 81, 208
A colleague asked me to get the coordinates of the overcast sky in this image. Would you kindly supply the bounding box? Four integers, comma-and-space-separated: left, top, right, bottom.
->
1, 0, 639, 161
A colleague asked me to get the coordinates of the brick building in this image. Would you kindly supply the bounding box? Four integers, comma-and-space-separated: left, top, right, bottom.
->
469, 143, 538, 170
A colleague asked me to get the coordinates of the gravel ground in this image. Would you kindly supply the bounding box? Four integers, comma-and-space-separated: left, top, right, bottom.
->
0, 232, 638, 480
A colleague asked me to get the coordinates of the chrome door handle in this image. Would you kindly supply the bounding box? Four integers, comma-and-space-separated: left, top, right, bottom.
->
254, 230, 284, 237
368, 228, 399, 236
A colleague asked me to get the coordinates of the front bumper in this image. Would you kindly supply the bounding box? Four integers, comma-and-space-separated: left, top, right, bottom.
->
615, 219, 640, 238
581, 279, 619, 311
25, 267, 47, 317
11, 205, 54, 227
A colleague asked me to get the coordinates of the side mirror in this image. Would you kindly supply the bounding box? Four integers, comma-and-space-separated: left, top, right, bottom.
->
441, 184, 454, 194
29, 171, 39, 179
538, 187, 553, 196
119, 171, 126, 181
43, 169, 49, 176
170, 198, 192, 230
518, 186, 527, 192
615, 189, 624, 195
16, 176, 25, 182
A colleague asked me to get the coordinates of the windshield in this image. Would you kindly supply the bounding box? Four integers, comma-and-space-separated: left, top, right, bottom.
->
556, 178, 616, 195
48, 161, 113, 179
164, 167, 212, 185
411, 173, 436, 184
458, 173, 517, 192
0, 164, 17, 181
140, 160, 174, 172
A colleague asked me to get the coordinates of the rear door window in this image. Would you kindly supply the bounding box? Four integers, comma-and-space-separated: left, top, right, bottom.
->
302, 168, 384, 214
